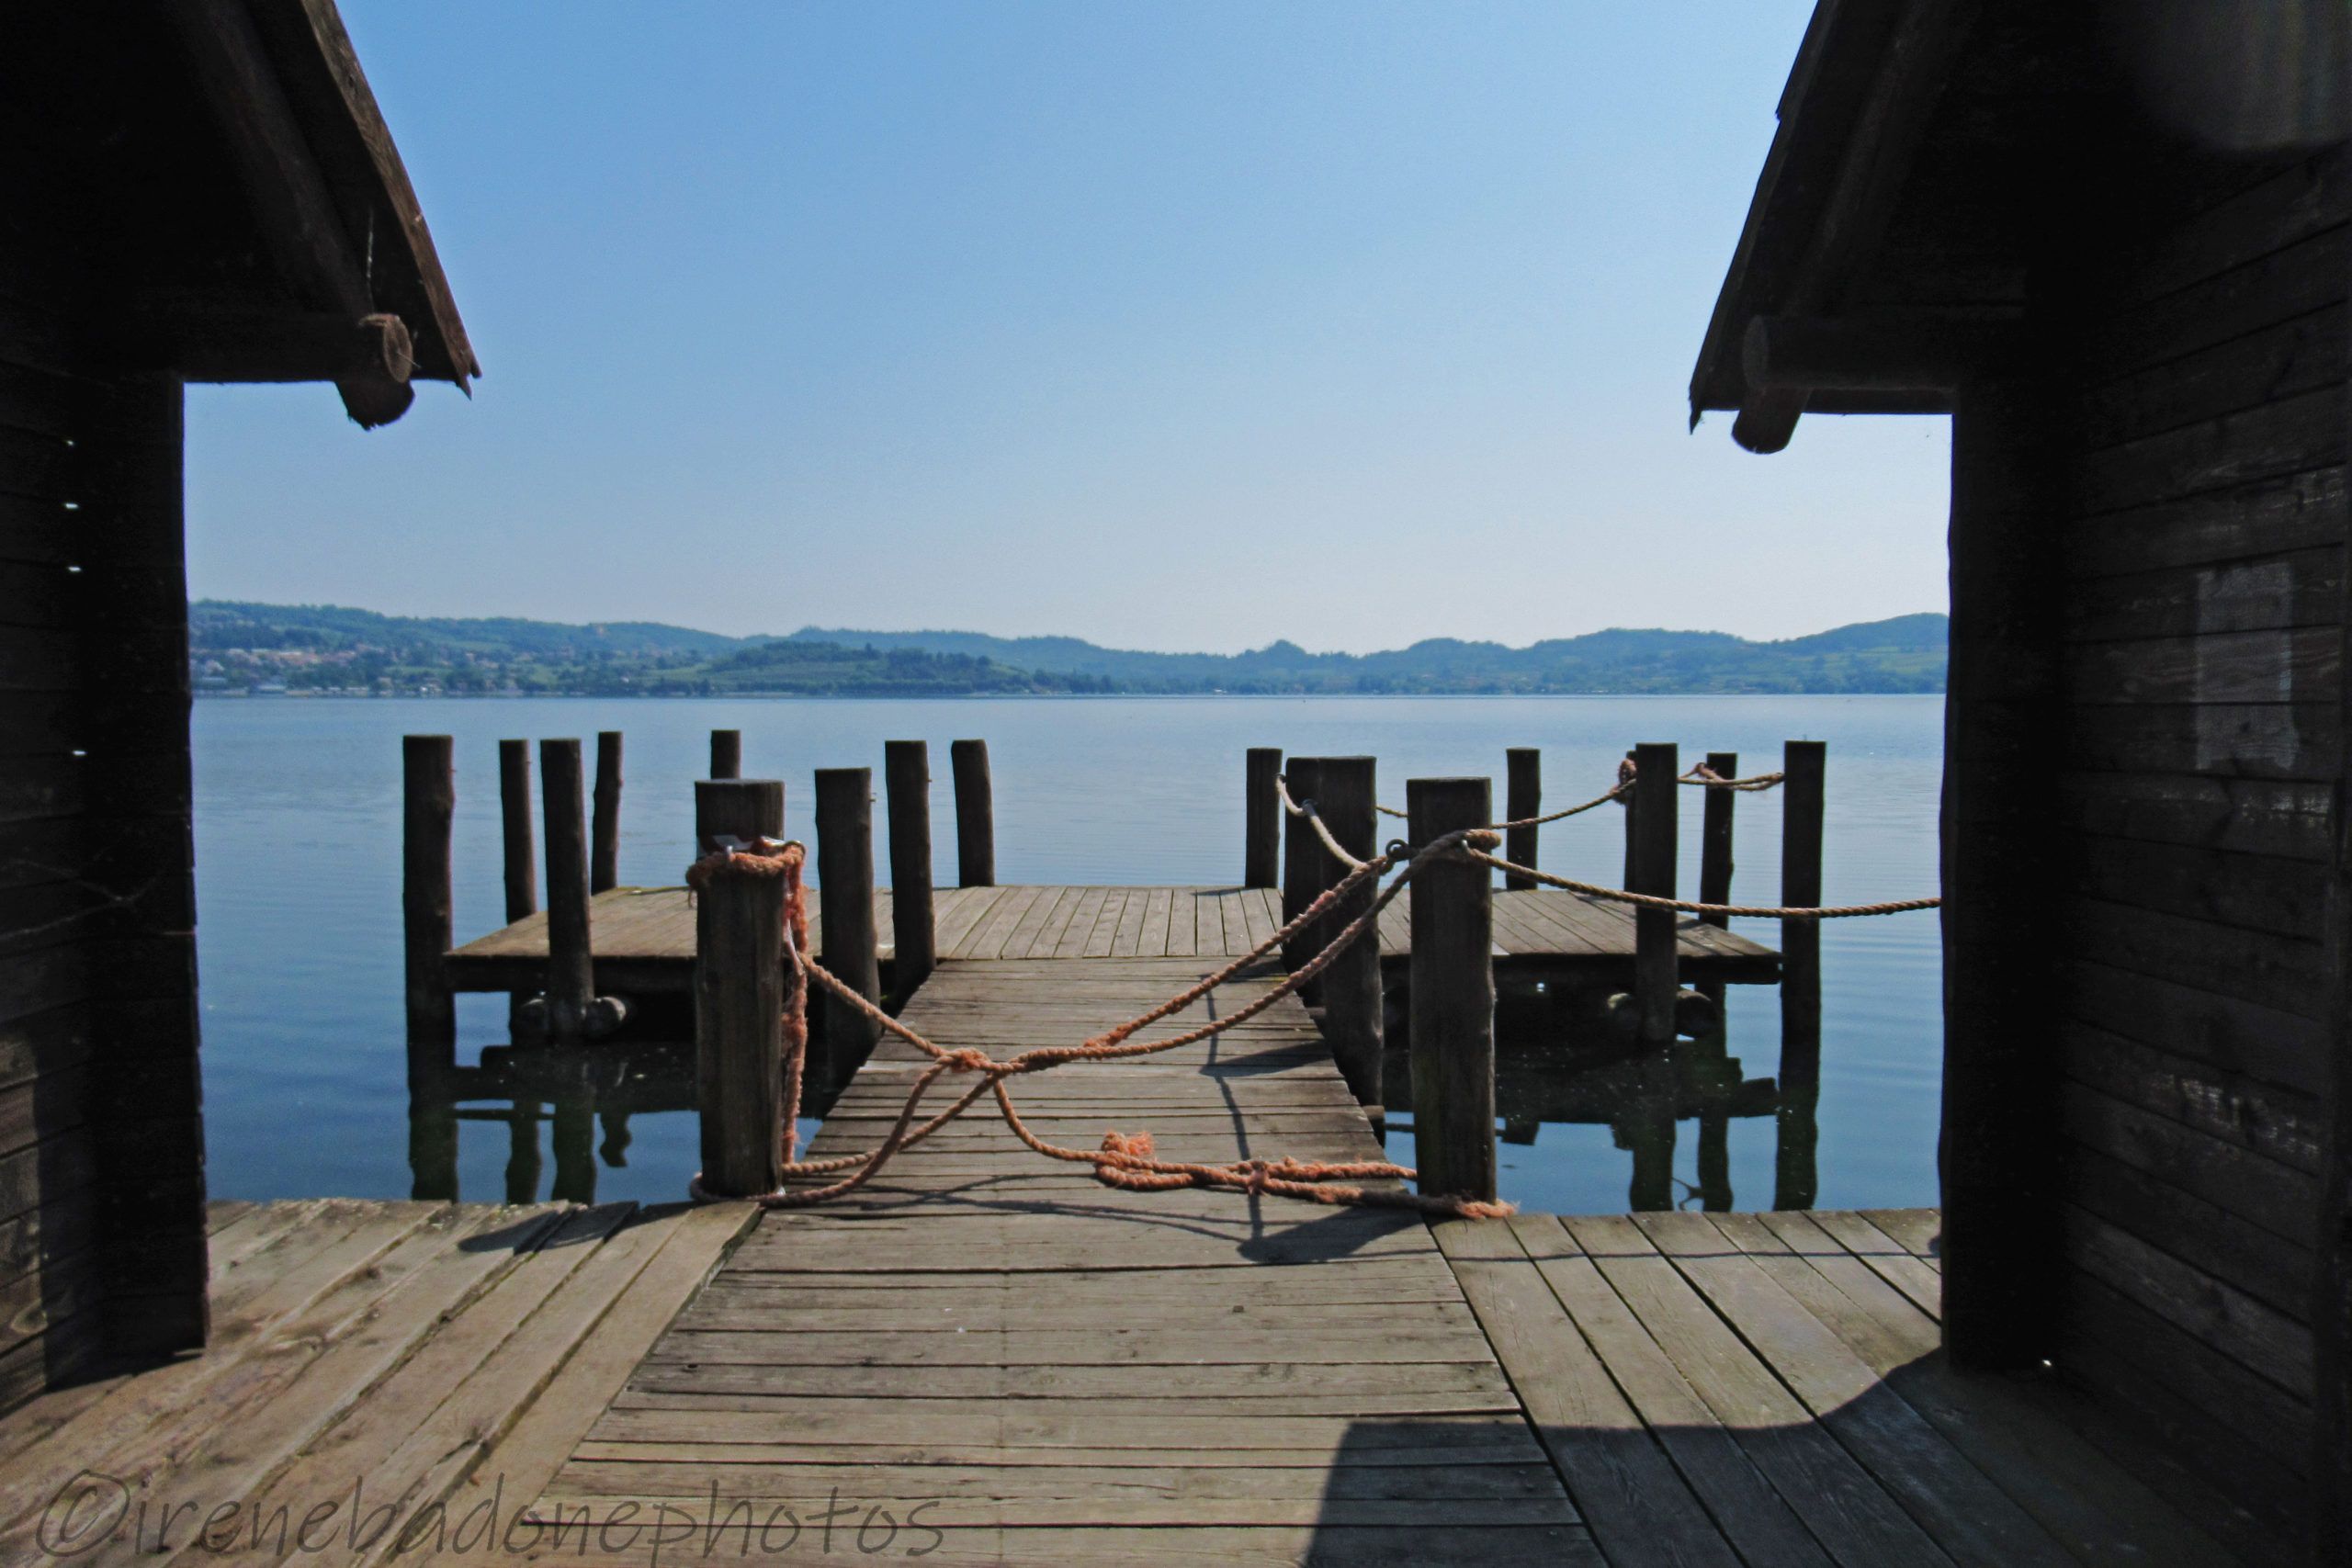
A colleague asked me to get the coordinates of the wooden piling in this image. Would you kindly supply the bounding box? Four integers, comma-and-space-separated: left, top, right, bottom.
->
1621, 749, 1639, 888
695, 777, 783, 856
1244, 748, 1283, 889
1504, 748, 1540, 890
1775, 739, 1826, 1210
693, 839, 788, 1199
498, 739, 538, 1039
1279, 758, 1325, 978
950, 739, 995, 887
1699, 750, 1736, 929
816, 767, 882, 1068
591, 730, 624, 894
1316, 757, 1383, 1111
710, 728, 742, 781
401, 734, 456, 1050
539, 739, 594, 1042
1631, 741, 1679, 1046
498, 739, 537, 922
1408, 776, 1496, 1203
884, 739, 936, 998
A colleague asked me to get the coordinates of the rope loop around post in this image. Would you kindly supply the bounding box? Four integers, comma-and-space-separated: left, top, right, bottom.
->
689, 827, 1517, 1222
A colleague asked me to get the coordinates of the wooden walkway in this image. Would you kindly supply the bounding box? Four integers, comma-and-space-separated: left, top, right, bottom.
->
0, 1196, 752, 1566
444, 883, 1780, 993
0, 964, 2264, 1564
537, 957, 2250, 1567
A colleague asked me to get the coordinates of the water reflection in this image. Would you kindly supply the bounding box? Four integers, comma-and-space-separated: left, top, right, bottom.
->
407, 968, 1822, 1213
1380, 965, 1823, 1213
406, 1037, 695, 1204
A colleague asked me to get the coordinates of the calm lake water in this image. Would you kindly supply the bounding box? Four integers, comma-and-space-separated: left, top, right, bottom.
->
193, 694, 1944, 1214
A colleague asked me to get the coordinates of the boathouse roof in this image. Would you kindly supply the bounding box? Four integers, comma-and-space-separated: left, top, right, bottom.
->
1688, 0, 2346, 454
11, 0, 478, 420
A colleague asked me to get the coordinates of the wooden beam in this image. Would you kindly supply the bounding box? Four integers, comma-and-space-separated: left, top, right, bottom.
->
1742, 313, 2024, 393
159, 0, 413, 426
114, 303, 413, 386
1733, 0, 1983, 454
272, 0, 481, 385
1940, 375, 2064, 1369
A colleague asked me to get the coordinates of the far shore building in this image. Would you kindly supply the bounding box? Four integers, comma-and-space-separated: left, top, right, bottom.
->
1690, 0, 2348, 1555
0, 0, 473, 1398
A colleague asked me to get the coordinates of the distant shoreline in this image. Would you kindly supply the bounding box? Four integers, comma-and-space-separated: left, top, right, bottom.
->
196, 687, 1946, 701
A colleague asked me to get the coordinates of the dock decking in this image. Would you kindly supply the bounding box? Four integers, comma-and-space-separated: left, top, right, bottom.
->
444, 883, 1780, 993
0, 957, 2263, 1564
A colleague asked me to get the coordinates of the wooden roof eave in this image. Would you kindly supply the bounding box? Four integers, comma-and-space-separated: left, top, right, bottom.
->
157, 0, 476, 428
1688, 0, 1988, 452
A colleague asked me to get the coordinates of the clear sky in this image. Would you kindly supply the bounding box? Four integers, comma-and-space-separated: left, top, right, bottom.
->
184, 1, 1951, 653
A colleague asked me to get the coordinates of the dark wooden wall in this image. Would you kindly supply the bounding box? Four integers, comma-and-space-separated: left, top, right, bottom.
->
2033, 140, 2346, 1543
0, 74, 209, 1400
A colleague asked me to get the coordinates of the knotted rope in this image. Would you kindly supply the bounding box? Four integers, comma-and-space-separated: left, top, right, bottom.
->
686, 832, 1514, 1220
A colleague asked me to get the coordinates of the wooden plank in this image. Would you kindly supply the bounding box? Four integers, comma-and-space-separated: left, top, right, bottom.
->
1560, 1214, 1954, 1567
1431, 1221, 1738, 1568
966, 885, 1047, 962
1111, 886, 1151, 958
1164, 888, 1198, 958
1634, 1211, 2080, 1568
933, 886, 1002, 958
421, 1203, 753, 1565
1140, 886, 1174, 958
1050, 888, 1110, 960
1082, 889, 1131, 959
1724, 1212, 2245, 1568
1006, 886, 1078, 961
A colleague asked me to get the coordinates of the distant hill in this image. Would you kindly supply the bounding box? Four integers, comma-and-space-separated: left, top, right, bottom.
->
188, 600, 1946, 695
785, 614, 1948, 694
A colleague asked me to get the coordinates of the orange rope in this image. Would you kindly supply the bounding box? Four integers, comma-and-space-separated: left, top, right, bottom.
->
686, 833, 1514, 1221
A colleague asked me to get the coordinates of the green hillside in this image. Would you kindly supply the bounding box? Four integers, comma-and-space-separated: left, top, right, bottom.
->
189, 601, 1946, 696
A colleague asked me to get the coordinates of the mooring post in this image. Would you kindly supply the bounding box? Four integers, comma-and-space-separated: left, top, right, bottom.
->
1244, 747, 1283, 889
1278, 758, 1326, 976
950, 739, 995, 887
884, 740, 936, 998
591, 730, 624, 894
816, 767, 882, 1074
539, 739, 595, 1042
497, 739, 538, 1038
695, 777, 783, 855
1699, 750, 1737, 930
401, 735, 456, 1051
710, 728, 742, 781
1408, 776, 1496, 1203
1632, 741, 1679, 1046
1775, 739, 1826, 1210
1316, 757, 1384, 1111
1504, 748, 1540, 890
1621, 748, 1640, 888
498, 739, 538, 923
693, 829, 787, 1199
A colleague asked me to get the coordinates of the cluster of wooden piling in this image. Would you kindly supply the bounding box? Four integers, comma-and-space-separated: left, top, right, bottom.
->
1245, 741, 1826, 1207
410, 728, 1829, 1217
401, 729, 1001, 1061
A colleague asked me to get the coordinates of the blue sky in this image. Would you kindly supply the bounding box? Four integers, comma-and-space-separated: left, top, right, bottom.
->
185, 1, 1951, 652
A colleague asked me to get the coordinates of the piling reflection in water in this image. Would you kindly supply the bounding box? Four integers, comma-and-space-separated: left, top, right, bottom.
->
403, 915, 1825, 1213
406, 1036, 697, 1204
1378, 964, 1822, 1213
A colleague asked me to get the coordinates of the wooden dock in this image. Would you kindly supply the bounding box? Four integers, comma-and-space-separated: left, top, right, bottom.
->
0, 1047, 2261, 1564
533, 955, 2240, 1565
443, 883, 1781, 994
